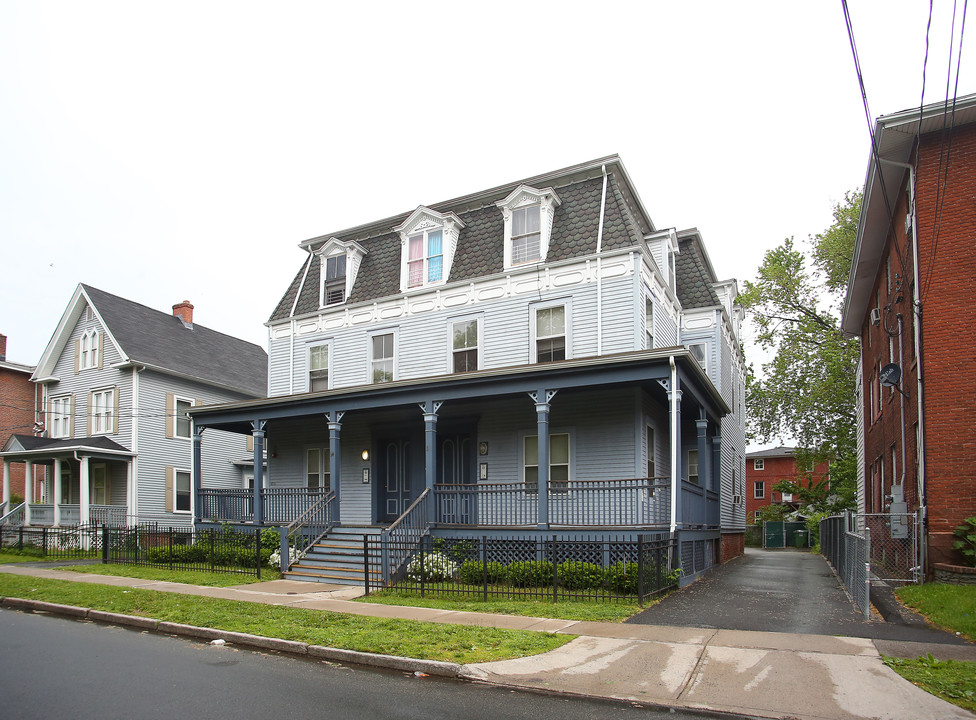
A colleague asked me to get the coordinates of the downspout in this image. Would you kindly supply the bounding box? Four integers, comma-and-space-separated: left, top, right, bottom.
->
596, 164, 608, 355
669, 355, 678, 533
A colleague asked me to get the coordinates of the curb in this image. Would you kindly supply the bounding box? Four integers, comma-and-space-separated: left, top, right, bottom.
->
0, 595, 461, 679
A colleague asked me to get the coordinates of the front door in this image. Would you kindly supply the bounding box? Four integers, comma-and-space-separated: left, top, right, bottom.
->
438, 433, 475, 523
378, 438, 412, 522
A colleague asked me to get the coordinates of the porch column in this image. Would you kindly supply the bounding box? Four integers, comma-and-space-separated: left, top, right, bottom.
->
251, 420, 266, 525
531, 389, 556, 529
53, 460, 63, 526
192, 425, 204, 524
79, 456, 90, 527
696, 413, 709, 492
2, 459, 9, 506
666, 383, 683, 533
421, 400, 442, 524
327, 411, 344, 508
711, 436, 722, 495
23, 460, 33, 526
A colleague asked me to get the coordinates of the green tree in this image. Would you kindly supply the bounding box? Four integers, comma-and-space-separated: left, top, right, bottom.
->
740, 192, 862, 513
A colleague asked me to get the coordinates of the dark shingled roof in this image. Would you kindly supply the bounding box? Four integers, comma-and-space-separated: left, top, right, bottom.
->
82, 285, 267, 397
4, 433, 132, 454
270, 168, 646, 322
675, 236, 721, 309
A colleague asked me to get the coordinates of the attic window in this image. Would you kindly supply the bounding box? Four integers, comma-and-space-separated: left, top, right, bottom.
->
324, 255, 346, 305
394, 207, 464, 292
496, 185, 561, 270
314, 238, 367, 309
407, 228, 443, 287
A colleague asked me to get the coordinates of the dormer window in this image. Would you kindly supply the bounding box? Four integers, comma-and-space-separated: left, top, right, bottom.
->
395, 207, 464, 292
496, 185, 561, 270
314, 238, 367, 308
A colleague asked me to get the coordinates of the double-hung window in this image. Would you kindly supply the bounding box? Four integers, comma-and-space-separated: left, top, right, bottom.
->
175, 398, 193, 438
753, 458, 764, 471
523, 433, 570, 493
451, 318, 479, 373
534, 305, 566, 363
645, 297, 655, 349
370, 332, 395, 384
90, 388, 115, 435
80, 329, 99, 370
49, 396, 72, 438
175, 470, 191, 513
754, 481, 765, 499
511, 205, 541, 264
309, 344, 330, 391
306, 448, 330, 491
324, 255, 347, 305
689, 343, 707, 372
407, 229, 443, 288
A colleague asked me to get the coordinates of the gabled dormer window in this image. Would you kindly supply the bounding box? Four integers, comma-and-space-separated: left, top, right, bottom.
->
394, 207, 464, 292
314, 238, 367, 308
496, 185, 561, 270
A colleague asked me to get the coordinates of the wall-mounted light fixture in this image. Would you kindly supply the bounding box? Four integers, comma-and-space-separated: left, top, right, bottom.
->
361, 449, 370, 461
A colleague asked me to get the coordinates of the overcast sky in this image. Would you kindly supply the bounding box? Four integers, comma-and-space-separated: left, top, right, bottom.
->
1, 2, 972, 371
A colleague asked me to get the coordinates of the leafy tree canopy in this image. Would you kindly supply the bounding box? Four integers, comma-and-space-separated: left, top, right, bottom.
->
740, 192, 862, 512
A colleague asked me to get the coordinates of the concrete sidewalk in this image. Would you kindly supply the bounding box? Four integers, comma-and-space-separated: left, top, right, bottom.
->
2, 564, 974, 720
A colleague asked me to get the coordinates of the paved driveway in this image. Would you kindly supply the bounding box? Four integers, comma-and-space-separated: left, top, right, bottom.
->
627, 547, 968, 645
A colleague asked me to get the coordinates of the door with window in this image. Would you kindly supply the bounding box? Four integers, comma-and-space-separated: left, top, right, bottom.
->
437, 433, 475, 523
377, 437, 413, 522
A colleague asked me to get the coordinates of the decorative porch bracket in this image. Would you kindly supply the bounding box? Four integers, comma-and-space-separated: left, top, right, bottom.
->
419, 400, 443, 524
529, 389, 557, 529
327, 411, 345, 507
192, 424, 205, 524
252, 420, 267, 525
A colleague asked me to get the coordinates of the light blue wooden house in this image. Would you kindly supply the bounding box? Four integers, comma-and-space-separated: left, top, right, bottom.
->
191, 156, 746, 584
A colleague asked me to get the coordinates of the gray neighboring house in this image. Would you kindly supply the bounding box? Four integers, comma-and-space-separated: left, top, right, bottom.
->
0, 284, 267, 528
191, 156, 747, 583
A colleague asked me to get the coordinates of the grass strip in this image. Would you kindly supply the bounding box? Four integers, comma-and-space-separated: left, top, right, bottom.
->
0, 574, 571, 664
359, 589, 641, 622
58, 563, 280, 587
884, 655, 976, 713
895, 583, 976, 641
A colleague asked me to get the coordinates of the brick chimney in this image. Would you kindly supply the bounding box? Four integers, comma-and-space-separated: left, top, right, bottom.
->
0, 333, 6, 362
173, 301, 194, 327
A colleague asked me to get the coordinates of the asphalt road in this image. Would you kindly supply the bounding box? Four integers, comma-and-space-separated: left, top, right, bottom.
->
0, 608, 707, 720
627, 547, 968, 644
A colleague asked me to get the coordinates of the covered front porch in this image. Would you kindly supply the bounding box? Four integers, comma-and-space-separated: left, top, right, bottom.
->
190, 349, 727, 537
0, 435, 133, 529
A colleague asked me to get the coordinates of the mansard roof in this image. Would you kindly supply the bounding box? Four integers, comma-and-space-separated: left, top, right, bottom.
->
33, 284, 268, 397
675, 230, 721, 309
270, 157, 651, 322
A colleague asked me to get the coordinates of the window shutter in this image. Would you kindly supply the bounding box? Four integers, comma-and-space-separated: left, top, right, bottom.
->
165, 393, 175, 438
165, 467, 174, 512
112, 389, 119, 434
75, 339, 81, 374
97, 332, 104, 369
246, 435, 254, 453
68, 395, 75, 437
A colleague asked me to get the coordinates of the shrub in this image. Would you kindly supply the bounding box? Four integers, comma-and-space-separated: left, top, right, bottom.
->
557, 560, 605, 590
406, 551, 457, 582
506, 560, 553, 587
953, 517, 976, 567
458, 560, 507, 585
606, 561, 638, 594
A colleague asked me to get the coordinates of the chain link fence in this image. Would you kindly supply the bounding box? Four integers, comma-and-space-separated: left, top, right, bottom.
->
858, 512, 922, 584
820, 512, 870, 618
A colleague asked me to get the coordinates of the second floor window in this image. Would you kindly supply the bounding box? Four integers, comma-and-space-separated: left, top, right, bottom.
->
324, 255, 347, 305
407, 229, 443, 288
753, 458, 764, 470
175, 398, 192, 438
511, 205, 541, 264
754, 481, 765, 499
452, 319, 479, 372
309, 344, 329, 391
49, 396, 72, 438
371, 333, 395, 383
535, 305, 566, 363
91, 388, 115, 435
645, 297, 655, 349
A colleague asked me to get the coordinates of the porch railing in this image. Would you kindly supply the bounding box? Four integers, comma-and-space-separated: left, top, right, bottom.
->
680, 482, 720, 528
0, 502, 26, 528
281, 491, 337, 572
376, 488, 431, 586
198, 487, 331, 524
433, 477, 672, 527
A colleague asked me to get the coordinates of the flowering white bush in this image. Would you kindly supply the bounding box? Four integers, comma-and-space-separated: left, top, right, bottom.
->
406, 551, 457, 582
269, 546, 300, 568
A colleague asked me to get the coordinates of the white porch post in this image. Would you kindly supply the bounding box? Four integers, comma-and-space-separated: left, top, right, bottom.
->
79, 456, 91, 549
126, 461, 134, 526
53, 460, 63, 526
24, 460, 33, 526
2, 460, 9, 506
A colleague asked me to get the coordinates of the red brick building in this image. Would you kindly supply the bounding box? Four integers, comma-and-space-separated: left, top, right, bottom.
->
843, 94, 976, 571
0, 334, 38, 506
746, 447, 830, 524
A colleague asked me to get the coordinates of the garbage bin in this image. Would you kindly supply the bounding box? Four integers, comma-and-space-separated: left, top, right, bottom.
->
794, 530, 809, 548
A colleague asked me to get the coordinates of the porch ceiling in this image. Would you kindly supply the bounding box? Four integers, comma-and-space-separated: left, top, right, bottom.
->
191, 349, 729, 433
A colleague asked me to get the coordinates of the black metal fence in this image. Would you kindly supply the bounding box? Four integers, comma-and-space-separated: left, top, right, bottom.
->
1, 524, 269, 578
365, 533, 679, 606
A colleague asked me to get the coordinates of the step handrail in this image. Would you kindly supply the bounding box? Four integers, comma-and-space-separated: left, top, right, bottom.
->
378, 489, 431, 585
0, 502, 26, 527
281, 491, 337, 571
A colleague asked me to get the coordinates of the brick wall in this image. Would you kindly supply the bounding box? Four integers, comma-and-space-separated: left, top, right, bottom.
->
745, 454, 831, 523
720, 531, 744, 561
0, 365, 37, 499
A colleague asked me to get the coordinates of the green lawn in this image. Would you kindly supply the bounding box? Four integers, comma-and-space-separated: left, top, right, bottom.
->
358, 589, 643, 622
59, 563, 281, 587
0, 574, 571, 664
883, 583, 976, 713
